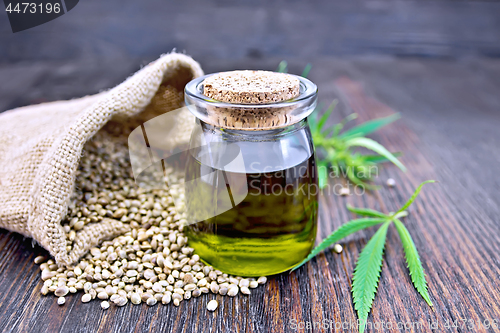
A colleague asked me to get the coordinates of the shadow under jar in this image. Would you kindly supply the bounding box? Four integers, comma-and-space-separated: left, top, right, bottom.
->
183, 71, 318, 276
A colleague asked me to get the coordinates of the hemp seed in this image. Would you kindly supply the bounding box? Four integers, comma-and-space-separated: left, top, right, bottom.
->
101, 301, 110, 310
33, 132, 270, 311
207, 300, 218, 312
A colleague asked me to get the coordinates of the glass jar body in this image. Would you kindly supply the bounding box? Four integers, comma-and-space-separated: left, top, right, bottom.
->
184, 119, 318, 276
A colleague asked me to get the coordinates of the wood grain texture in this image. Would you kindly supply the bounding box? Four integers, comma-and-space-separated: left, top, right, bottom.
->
1, 58, 500, 332
2, 0, 500, 62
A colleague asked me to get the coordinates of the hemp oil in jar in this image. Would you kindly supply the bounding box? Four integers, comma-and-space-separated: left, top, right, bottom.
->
183, 70, 319, 276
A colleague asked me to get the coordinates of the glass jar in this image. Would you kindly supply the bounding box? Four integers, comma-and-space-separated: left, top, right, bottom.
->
183, 72, 318, 276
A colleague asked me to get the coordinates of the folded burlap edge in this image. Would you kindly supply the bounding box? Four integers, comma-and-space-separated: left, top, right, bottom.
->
23, 53, 203, 266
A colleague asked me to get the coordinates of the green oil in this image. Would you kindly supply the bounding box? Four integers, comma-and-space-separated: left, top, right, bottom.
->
184, 154, 318, 276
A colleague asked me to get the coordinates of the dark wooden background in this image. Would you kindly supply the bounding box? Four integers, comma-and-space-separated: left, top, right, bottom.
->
1, 0, 500, 332
1, 57, 499, 332
2, 0, 500, 63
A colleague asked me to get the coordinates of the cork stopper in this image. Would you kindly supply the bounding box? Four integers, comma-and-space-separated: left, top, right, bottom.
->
203, 70, 300, 104
185, 71, 317, 131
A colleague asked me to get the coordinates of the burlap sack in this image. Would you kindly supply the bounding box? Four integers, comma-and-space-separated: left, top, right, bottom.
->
0, 53, 203, 266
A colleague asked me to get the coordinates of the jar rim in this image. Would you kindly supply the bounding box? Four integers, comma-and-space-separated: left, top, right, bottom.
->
185, 73, 318, 108
184, 72, 318, 131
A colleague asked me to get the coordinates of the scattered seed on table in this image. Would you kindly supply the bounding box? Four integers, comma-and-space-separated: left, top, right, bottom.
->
55, 286, 69, 297
207, 300, 218, 312
240, 286, 251, 295
34, 256, 46, 264
97, 291, 109, 300
210, 282, 219, 294
146, 297, 157, 306
387, 178, 396, 187
82, 294, 92, 303
192, 289, 201, 298
131, 293, 141, 305
227, 286, 239, 297
101, 301, 110, 310
257, 277, 267, 284
57, 297, 65, 305
41, 269, 54, 281
339, 187, 350, 196
161, 293, 171, 304
334, 244, 343, 254
239, 279, 249, 288
114, 297, 128, 307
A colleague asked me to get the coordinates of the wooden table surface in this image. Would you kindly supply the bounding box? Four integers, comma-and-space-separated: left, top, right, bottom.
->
1, 57, 500, 332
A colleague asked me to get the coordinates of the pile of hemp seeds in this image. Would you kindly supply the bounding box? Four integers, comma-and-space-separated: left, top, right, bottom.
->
34, 131, 267, 311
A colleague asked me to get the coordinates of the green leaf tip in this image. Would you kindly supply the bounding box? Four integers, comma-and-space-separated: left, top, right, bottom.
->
352, 222, 390, 333
361, 152, 402, 164
276, 60, 288, 73
345, 137, 407, 172
397, 180, 436, 213
317, 100, 338, 133
394, 219, 433, 307
347, 205, 388, 219
340, 113, 401, 140
301, 63, 312, 78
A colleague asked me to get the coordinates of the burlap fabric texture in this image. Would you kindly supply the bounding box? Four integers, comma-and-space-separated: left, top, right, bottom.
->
0, 53, 203, 266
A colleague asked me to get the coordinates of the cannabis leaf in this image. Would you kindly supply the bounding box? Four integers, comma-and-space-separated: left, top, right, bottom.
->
292, 180, 436, 333
276, 60, 403, 189
393, 218, 432, 307
352, 222, 390, 333
309, 104, 405, 189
